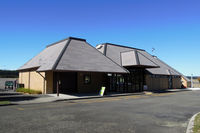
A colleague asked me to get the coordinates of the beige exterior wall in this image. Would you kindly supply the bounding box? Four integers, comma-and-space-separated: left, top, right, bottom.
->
146, 75, 168, 90
19, 72, 30, 89
19, 70, 103, 94
77, 72, 105, 93
181, 77, 188, 88
146, 75, 181, 90
181, 77, 200, 88
172, 77, 182, 89
19, 70, 53, 94
30, 71, 45, 93
192, 79, 200, 88
181, 77, 191, 88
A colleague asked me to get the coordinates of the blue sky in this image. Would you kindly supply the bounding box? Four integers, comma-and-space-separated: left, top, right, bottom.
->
0, 0, 199, 76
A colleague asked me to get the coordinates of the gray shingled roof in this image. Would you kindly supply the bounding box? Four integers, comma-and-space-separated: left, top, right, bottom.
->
18, 37, 128, 73
145, 55, 181, 76
18, 39, 68, 71
96, 43, 182, 76
121, 50, 159, 68
96, 43, 159, 68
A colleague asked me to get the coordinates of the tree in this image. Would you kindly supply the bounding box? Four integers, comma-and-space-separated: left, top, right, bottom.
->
197, 77, 200, 83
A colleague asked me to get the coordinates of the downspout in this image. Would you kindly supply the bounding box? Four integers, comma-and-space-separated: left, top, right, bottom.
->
36, 71, 46, 94
28, 71, 30, 89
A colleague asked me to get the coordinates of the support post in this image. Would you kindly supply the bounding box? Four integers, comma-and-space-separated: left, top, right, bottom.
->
36, 71, 46, 94
57, 80, 59, 97
56, 72, 60, 97
191, 74, 193, 88
28, 71, 30, 89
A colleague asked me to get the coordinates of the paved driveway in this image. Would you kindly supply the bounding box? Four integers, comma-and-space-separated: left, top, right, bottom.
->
0, 90, 200, 133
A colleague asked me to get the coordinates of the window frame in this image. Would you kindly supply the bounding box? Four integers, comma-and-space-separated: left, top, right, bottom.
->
83, 74, 91, 85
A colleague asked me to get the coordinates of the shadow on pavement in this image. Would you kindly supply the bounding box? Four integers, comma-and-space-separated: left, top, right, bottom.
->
0, 103, 17, 107
0, 91, 39, 103
149, 88, 189, 93
0, 96, 38, 102
0, 93, 22, 96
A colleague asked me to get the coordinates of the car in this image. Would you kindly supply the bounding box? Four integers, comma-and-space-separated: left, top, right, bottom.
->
5, 81, 14, 89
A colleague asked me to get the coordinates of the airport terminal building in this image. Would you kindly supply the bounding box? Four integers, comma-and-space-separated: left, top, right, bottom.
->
18, 37, 183, 94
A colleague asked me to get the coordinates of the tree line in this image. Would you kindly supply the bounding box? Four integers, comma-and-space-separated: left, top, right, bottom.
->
0, 70, 19, 78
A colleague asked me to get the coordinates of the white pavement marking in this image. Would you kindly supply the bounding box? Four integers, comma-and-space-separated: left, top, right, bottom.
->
187, 88, 200, 91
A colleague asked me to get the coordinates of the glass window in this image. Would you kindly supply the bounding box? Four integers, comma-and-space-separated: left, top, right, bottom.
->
84, 74, 91, 84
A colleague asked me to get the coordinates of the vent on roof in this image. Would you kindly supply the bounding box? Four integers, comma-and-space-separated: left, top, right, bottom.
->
153, 56, 157, 58
96, 44, 103, 49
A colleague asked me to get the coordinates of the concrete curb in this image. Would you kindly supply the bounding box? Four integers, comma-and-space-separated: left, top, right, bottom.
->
8, 92, 145, 105
54, 92, 145, 102
7, 89, 188, 105
186, 112, 200, 133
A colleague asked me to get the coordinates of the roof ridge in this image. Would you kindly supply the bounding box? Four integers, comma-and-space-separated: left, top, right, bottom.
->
51, 39, 71, 70
100, 43, 145, 51
46, 37, 86, 48
85, 42, 130, 73
46, 38, 69, 48
137, 51, 159, 67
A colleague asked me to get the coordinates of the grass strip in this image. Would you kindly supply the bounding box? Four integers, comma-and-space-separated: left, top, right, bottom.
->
16, 88, 42, 94
0, 101, 10, 105
193, 113, 200, 133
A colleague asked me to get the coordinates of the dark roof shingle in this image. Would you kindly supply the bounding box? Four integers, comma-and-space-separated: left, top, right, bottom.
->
18, 37, 128, 73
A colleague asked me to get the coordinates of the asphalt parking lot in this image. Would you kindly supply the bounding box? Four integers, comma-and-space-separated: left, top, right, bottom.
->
0, 90, 200, 133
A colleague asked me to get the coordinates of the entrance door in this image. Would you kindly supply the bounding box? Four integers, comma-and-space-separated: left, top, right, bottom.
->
59, 72, 77, 93
106, 68, 145, 93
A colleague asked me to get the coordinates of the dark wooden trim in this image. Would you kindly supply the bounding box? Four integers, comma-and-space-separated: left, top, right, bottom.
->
103, 43, 107, 56
134, 50, 140, 65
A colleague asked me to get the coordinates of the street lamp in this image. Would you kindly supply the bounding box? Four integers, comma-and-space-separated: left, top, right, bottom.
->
191, 74, 193, 88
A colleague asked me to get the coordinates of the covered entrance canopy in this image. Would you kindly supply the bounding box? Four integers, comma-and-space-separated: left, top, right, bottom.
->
96, 43, 160, 92
121, 50, 159, 68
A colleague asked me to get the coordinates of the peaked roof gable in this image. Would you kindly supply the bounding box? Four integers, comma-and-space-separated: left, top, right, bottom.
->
96, 43, 182, 76
55, 39, 129, 73
18, 39, 68, 71
18, 37, 128, 73
120, 50, 159, 68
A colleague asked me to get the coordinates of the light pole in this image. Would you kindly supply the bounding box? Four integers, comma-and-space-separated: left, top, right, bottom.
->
152, 48, 155, 55
191, 74, 193, 88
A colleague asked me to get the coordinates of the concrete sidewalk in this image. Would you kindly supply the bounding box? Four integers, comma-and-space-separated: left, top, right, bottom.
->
11, 92, 145, 105
187, 88, 200, 91
0, 88, 196, 105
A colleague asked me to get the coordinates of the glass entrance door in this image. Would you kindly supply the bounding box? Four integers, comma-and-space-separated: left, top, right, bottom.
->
107, 68, 145, 93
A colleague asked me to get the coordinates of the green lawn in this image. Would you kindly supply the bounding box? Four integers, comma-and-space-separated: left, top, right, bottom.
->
16, 88, 42, 94
193, 113, 200, 133
0, 101, 10, 105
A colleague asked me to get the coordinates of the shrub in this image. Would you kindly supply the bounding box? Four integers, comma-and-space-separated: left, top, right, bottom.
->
16, 88, 42, 94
